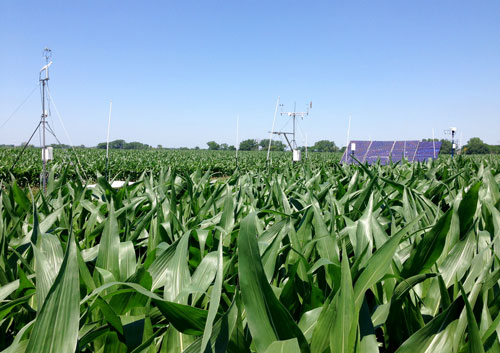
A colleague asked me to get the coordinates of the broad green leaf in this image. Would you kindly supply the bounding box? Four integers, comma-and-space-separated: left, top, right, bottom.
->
457, 182, 481, 240
402, 209, 453, 277
148, 238, 180, 290
459, 283, 485, 353
395, 296, 464, 353
164, 231, 191, 302
33, 233, 64, 308
353, 215, 422, 311
11, 181, 30, 213
200, 234, 223, 353
190, 251, 218, 304
330, 243, 355, 353
392, 273, 437, 301
118, 241, 136, 281
238, 213, 310, 353
183, 299, 239, 353
96, 201, 121, 280
263, 338, 301, 353
298, 308, 322, 343
25, 230, 80, 353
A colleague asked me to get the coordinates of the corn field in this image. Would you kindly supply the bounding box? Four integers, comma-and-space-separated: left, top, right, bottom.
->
1, 155, 500, 352
0, 148, 340, 184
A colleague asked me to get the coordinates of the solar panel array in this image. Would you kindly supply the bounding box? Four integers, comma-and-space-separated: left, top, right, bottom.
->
341, 140, 442, 165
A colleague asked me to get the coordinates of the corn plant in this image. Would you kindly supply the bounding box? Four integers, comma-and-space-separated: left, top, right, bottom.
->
0, 155, 499, 352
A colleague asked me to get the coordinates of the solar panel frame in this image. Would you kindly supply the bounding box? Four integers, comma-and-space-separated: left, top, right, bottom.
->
342, 140, 442, 165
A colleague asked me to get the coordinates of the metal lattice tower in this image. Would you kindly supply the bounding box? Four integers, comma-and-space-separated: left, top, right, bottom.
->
40, 48, 52, 191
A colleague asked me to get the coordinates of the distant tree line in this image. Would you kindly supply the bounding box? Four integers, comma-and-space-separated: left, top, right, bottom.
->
238, 139, 288, 151
206, 141, 237, 151
462, 137, 500, 154
2, 137, 497, 154
206, 139, 339, 152
423, 137, 500, 155
96, 139, 151, 150
308, 140, 339, 152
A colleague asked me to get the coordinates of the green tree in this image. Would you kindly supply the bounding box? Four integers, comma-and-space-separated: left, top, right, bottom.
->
96, 140, 149, 149
437, 139, 452, 155
111, 139, 126, 149
239, 139, 258, 151
465, 137, 490, 154
207, 141, 220, 150
259, 139, 287, 151
50, 143, 71, 149
312, 140, 337, 152
97, 139, 126, 149
489, 145, 500, 154
127, 141, 150, 150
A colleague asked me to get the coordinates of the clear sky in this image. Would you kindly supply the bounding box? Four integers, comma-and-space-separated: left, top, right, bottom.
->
1, 1, 499, 148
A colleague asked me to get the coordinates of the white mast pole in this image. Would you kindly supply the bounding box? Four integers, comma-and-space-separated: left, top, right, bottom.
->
346, 115, 351, 150
236, 114, 239, 167
344, 115, 351, 161
105, 100, 112, 180
40, 48, 52, 193
305, 133, 308, 159
267, 96, 280, 162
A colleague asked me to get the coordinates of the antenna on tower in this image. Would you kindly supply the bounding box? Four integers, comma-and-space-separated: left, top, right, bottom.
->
235, 114, 239, 169
105, 101, 113, 181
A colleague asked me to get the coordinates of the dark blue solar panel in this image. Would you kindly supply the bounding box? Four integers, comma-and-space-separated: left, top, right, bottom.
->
342, 140, 442, 165
342, 140, 371, 163
414, 141, 442, 162
365, 141, 394, 165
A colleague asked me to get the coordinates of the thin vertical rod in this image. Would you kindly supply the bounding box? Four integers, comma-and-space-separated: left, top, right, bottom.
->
346, 115, 351, 158
105, 100, 113, 181
305, 133, 308, 159
292, 101, 296, 149
41, 78, 47, 192
236, 114, 239, 168
267, 96, 280, 161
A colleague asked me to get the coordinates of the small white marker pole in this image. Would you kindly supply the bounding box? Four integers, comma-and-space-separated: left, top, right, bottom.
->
345, 115, 351, 161
105, 100, 113, 180
267, 96, 280, 162
305, 133, 308, 159
236, 114, 239, 168
432, 128, 436, 158
346, 115, 351, 149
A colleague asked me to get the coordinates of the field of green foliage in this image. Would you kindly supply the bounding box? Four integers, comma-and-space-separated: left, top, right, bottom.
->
0, 148, 341, 185
1, 152, 500, 352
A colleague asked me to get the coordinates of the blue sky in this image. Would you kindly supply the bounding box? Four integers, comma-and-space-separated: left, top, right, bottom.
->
1, 1, 499, 148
